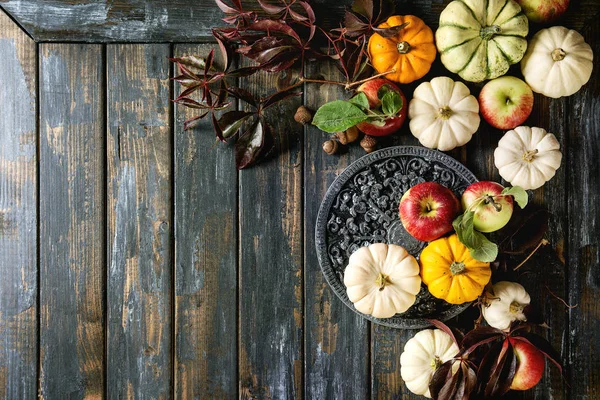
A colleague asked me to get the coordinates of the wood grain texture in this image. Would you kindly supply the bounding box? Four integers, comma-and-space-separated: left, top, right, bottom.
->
304, 62, 370, 400
0, 0, 339, 42
173, 44, 238, 399
106, 44, 173, 399
238, 67, 303, 399
39, 43, 105, 398
0, 10, 37, 400
2, 0, 598, 42
567, 20, 600, 400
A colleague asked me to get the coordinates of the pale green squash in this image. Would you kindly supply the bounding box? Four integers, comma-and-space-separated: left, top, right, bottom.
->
436, 0, 529, 82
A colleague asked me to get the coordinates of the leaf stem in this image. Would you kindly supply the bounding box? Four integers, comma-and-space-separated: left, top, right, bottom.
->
344, 69, 397, 90
514, 239, 549, 270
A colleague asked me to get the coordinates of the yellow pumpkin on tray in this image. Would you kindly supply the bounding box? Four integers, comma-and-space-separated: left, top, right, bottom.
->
368, 15, 436, 84
420, 234, 491, 304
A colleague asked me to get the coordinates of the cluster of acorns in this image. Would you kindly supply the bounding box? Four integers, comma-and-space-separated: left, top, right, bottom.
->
294, 106, 379, 154
294, 106, 377, 155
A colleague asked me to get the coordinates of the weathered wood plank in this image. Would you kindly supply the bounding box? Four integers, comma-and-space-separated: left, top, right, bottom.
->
1, 0, 598, 42
567, 20, 600, 400
304, 63, 370, 399
39, 43, 105, 398
371, 106, 422, 400
0, 10, 37, 400
106, 44, 173, 398
238, 67, 303, 399
173, 44, 238, 399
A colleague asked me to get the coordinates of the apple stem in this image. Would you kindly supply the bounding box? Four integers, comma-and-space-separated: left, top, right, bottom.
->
375, 272, 391, 291
552, 48, 567, 61
514, 239, 550, 270
485, 195, 503, 212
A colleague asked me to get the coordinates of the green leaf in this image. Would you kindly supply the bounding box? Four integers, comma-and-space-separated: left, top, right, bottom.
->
501, 186, 529, 209
453, 212, 498, 262
469, 238, 499, 262
381, 90, 403, 116
312, 100, 368, 133
349, 92, 370, 111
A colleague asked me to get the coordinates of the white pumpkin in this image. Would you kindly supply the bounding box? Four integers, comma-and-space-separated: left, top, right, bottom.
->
400, 329, 459, 398
344, 243, 421, 318
482, 281, 530, 331
436, 0, 529, 82
409, 76, 480, 151
494, 126, 562, 190
521, 26, 594, 98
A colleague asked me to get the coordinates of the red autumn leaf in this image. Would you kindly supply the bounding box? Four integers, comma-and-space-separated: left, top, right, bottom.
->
235, 119, 273, 170
246, 20, 302, 44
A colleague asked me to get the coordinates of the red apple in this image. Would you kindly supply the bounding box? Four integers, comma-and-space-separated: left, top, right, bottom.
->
514, 0, 569, 23
355, 78, 407, 137
479, 77, 534, 130
399, 182, 460, 242
508, 338, 545, 390
461, 181, 514, 233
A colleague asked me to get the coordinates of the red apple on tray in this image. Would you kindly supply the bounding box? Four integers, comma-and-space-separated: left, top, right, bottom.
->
507, 337, 545, 390
355, 78, 407, 137
461, 181, 514, 233
399, 182, 460, 242
479, 77, 534, 130
514, 0, 569, 23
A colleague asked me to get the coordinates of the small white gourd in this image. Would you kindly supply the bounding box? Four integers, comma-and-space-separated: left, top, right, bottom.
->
482, 281, 531, 331
344, 243, 421, 319
400, 329, 460, 398
521, 26, 593, 98
409, 77, 480, 151
494, 126, 562, 190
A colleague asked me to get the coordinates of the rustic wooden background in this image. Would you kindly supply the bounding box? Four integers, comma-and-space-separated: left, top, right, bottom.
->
0, 0, 598, 399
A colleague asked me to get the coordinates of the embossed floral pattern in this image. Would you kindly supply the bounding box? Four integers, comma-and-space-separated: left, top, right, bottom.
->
316, 147, 477, 328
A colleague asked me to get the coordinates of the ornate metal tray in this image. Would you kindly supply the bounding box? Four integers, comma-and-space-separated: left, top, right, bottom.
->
315, 146, 478, 329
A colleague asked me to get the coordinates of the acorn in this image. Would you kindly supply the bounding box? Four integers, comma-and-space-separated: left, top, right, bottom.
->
334, 126, 360, 145
360, 135, 377, 153
294, 106, 313, 125
322, 140, 339, 155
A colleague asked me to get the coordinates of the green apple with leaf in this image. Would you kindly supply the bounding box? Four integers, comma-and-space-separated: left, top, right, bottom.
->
461, 181, 518, 233
454, 183, 528, 262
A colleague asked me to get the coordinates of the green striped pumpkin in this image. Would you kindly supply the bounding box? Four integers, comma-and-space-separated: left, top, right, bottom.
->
436, 0, 529, 82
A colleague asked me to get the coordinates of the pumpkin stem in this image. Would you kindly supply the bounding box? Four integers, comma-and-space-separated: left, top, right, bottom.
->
431, 356, 443, 370
396, 41, 411, 54
552, 48, 567, 61
509, 301, 525, 314
375, 272, 391, 291
480, 25, 501, 40
438, 106, 453, 120
450, 261, 466, 275
522, 149, 539, 162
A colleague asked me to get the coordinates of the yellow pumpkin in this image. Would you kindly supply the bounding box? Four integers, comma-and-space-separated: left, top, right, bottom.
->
368, 15, 436, 84
420, 234, 491, 304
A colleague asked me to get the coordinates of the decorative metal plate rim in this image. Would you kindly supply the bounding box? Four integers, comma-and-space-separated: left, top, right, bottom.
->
315, 146, 478, 329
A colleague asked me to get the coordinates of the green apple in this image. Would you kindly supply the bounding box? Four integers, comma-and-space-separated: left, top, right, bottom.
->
461, 181, 514, 233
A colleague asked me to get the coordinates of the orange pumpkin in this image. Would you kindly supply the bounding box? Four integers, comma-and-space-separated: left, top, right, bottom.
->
368, 15, 436, 84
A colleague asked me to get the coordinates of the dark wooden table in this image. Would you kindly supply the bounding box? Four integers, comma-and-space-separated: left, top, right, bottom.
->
0, 1, 598, 399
